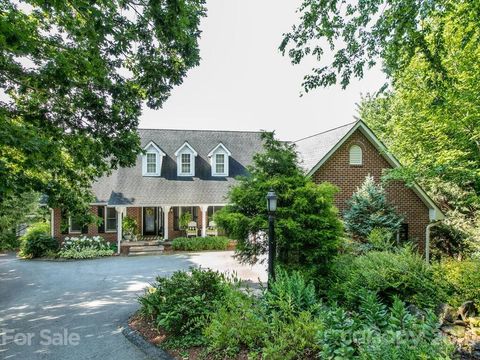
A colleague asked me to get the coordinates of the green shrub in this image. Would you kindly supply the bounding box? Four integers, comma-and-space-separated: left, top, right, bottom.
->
58, 248, 114, 259
138, 268, 231, 347
328, 247, 444, 310
171, 236, 229, 251
262, 310, 323, 360
205, 288, 268, 357
317, 292, 453, 359
205, 269, 323, 359
19, 222, 58, 258
58, 235, 113, 259
343, 175, 403, 241
263, 268, 319, 317
433, 259, 480, 308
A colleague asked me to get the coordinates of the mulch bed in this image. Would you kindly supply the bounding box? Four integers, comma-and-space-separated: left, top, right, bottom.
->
128, 313, 249, 360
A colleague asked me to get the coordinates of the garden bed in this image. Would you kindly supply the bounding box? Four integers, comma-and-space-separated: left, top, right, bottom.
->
128, 313, 250, 360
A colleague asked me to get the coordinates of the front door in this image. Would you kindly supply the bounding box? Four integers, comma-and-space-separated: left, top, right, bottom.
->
143, 207, 157, 235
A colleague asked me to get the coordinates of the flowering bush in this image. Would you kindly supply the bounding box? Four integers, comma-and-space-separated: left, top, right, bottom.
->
59, 236, 114, 259
61, 235, 111, 251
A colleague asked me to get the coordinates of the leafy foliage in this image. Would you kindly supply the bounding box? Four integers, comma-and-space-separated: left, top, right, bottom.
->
263, 268, 319, 317
138, 268, 230, 347
328, 247, 444, 310
0, 0, 206, 215
317, 294, 453, 359
359, 1, 480, 259
343, 175, 403, 241
19, 222, 58, 258
122, 216, 139, 237
171, 236, 229, 251
433, 259, 480, 308
58, 248, 114, 259
215, 132, 343, 278
0, 192, 41, 250
60, 235, 111, 251
279, 0, 469, 90
204, 286, 268, 357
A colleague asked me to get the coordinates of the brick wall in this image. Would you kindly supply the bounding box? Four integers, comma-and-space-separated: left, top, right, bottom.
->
53, 206, 118, 244
311, 129, 429, 251
167, 206, 205, 239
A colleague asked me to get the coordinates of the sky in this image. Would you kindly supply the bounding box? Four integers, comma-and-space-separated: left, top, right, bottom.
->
139, 0, 388, 142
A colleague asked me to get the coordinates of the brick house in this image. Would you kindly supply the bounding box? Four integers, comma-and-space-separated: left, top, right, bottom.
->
51, 121, 443, 255
295, 120, 444, 253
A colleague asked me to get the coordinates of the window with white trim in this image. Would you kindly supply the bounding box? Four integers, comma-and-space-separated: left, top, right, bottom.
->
181, 153, 191, 174
142, 142, 164, 177
105, 207, 117, 232
215, 154, 225, 174
175, 142, 197, 176
146, 153, 157, 174
69, 217, 82, 233
209, 143, 231, 176
349, 145, 363, 165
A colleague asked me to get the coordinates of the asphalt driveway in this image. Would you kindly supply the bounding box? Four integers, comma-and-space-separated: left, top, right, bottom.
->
0, 251, 266, 360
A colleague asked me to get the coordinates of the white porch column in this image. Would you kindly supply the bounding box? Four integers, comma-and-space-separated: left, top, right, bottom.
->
116, 206, 126, 254
201, 205, 208, 237
163, 206, 171, 240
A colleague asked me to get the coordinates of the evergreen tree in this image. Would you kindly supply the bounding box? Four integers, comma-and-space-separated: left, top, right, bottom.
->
215, 132, 343, 277
344, 176, 403, 241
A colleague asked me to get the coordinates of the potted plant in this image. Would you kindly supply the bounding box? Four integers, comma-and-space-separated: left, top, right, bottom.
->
179, 211, 192, 236
122, 216, 138, 241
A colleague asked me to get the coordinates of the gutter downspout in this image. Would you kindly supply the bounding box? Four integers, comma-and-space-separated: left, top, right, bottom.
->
425, 221, 441, 263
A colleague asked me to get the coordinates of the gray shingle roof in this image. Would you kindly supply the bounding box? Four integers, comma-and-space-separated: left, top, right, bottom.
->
295, 121, 357, 173
91, 129, 264, 206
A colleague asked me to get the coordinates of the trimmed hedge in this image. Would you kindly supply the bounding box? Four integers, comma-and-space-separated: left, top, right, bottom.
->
171, 236, 230, 251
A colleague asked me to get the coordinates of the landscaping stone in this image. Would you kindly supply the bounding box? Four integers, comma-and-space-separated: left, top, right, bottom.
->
458, 301, 477, 322
442, 325, 466, 338
438, 303, 458, 324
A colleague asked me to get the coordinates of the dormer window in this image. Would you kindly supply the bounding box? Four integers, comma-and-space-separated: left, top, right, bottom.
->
208, 143, 231, 177
175, 142, 197, 176
142, 141, 165, 177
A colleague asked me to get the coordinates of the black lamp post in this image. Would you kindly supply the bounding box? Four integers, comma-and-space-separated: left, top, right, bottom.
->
266, 189, 277, 288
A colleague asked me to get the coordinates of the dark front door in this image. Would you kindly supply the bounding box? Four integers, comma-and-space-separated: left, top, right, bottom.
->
143, 207, 158, 235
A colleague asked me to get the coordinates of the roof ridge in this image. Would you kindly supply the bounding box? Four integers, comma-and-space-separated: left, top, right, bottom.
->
138, 128, 264, 134
294, 120, 358, 143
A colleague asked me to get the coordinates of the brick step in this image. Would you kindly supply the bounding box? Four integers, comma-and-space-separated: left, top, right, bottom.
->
123, 241, 160, 247
127, 251, 164, 256
129, 245, 164, 252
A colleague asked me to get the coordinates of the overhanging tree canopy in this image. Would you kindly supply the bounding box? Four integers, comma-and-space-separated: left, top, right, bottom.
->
0, 0, 206, 214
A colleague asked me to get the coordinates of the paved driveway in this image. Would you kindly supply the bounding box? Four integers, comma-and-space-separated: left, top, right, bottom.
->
0, 252, 266, 360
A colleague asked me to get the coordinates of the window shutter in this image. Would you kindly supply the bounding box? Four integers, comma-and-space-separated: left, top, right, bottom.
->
98, 206, 105, 233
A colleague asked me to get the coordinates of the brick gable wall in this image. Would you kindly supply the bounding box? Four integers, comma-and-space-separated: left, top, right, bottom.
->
310, 129, 429, 251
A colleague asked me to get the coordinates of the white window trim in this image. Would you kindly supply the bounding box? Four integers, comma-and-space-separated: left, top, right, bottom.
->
68, 217, 82, 234
175, 142, 197, 177
349, 144, 363, 165
208, 143, 231, 177
105, 207, 118, 233
142, 141, 165, 177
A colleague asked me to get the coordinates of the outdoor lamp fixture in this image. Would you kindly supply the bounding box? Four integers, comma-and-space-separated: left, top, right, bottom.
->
266, 189, 277, 288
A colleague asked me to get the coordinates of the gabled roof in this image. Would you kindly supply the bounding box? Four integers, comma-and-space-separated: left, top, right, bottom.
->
295, 121, 357, 173
143, 141, 166, 156
208, 143, 232, 157
295, 120, 444, 221
174, 141, 198, 157
91, 129, 263, 206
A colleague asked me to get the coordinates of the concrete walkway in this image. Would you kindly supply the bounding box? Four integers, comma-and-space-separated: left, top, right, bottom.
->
0, 251, 266, 360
